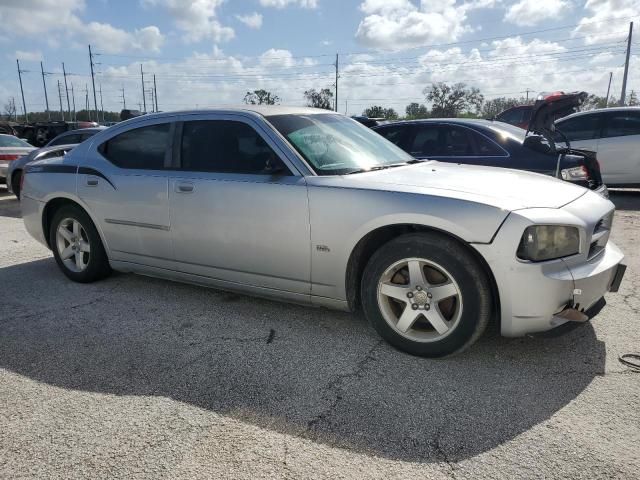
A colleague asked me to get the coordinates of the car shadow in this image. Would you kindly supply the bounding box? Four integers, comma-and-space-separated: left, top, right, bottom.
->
0, 187, 21, 219
0, 258, 606, 463
608, 189, 640, 212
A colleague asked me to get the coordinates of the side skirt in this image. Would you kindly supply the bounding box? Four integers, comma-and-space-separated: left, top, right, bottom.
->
109, 260, 350, 312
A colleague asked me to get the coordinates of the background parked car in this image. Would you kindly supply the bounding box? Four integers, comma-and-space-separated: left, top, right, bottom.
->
495, 105, 533, 129
0, 134, 35, 184
46, 126, 107, 148
6, 144, 76, 199
373, 119, 606, 195
555, 107, 640, 187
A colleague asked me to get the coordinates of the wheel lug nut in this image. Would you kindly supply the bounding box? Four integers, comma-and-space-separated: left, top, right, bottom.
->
427, 292, 432, 298
411, 304, 419, 310
425, 304, 430, 310
416, 285, 422, 291
407, 292, 414, 298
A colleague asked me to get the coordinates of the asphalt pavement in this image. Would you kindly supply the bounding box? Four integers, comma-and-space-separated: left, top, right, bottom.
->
1, 186, 638, 479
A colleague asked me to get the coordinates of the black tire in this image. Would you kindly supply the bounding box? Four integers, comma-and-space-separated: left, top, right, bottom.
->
49, 204, 112, 283
361, 232, 491, 358
11, 171, 21, 200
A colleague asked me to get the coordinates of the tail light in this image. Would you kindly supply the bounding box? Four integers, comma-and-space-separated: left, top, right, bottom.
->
560, 165, 589, 181
0, 154, 20, 161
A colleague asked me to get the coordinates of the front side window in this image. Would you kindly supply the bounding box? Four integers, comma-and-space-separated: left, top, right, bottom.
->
99, 123, 170, 169
376, 126, 408, 147
556, 114, 601, 141
180, 120, 287, 174
268, 114, 413, 175
603, 112, 640, 138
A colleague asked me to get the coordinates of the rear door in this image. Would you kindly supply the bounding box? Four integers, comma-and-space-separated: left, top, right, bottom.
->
78, 120, 174, 265
597, 110, 640, 185
167, 113, 311, 295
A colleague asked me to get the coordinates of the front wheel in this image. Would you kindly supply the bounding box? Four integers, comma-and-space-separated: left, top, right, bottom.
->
49, 205, 112, 283
361, 233, 491, 357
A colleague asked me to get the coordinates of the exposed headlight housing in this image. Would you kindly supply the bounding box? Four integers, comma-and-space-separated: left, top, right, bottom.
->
517, 225, 580, 262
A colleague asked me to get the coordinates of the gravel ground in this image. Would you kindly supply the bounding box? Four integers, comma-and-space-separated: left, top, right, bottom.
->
1, 186, 639, 479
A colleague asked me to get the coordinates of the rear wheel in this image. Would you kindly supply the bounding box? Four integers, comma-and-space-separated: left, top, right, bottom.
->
11, 171, 21, 199
49, 205, 112, 283
361, 233, 491, 357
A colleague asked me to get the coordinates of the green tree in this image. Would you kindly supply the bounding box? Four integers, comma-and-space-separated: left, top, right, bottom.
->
424, 82, 484, 117
363, 105, 397, 119
304, 88, 334, 110
581, 94, 610, 111
628, 90, 639, 106
481, 97, 531, 118
243, 89, 280, 105
405, 102, 429, 119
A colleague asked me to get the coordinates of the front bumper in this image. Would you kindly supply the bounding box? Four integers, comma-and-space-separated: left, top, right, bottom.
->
474, 191, 625, 337
0, 161, 8, 180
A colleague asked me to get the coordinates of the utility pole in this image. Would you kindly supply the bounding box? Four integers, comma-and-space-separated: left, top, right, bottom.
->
140, 64, 146, 113
88, 45, 99, 120
16, 59, 28, 122
605, 72, 613, 107
71, 83, 77, 122
120, 86, 126, 109
40, 61, 51, 120
84, 84, 90, 121
62, 62, 71, 116
334, 53, 339, 112
620, 21, 633, 106
153, 74, 158, 112
99, 83, 104, 123
57, 80, 65, 121
524, 89, 534, 102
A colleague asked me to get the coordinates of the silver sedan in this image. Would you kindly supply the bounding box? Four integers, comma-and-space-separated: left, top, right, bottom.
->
19, 107, 626, 357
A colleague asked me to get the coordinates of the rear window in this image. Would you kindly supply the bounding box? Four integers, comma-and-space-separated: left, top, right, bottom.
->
0, 135, 31, 147
50, 134, 82, 146
99, 123, 170, 169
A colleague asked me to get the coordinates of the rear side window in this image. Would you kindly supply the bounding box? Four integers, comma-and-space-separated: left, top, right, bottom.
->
556, 114, 601, 141
468, 130, 506, 156
603, 112, 640, 138
51, 134, 82, 146
376, 126, 408, 147
99, 123, 170, 169
180, 120, 286, 174
410, 126, 441, 156
441, 126, 474, 156
497, 108, 524, 124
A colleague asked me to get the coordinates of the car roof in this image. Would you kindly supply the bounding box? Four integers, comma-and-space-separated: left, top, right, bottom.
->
558, 106, 640, 121
375, 118, 503, 128
126, 106, 333, 120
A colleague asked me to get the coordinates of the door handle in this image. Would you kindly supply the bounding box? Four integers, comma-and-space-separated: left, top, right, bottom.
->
86, 175, 99, 186
176, 182, 194, 193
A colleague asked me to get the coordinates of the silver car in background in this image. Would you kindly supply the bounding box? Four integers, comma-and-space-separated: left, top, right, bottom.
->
556, 107, 640, 187
0, 134, 35, 183
19, 107, 626, 357
7, 144, 76, 199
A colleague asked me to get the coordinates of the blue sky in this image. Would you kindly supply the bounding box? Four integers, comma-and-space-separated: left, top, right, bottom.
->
0, 0, 637, 116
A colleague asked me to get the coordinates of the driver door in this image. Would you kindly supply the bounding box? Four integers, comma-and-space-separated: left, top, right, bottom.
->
167, 114, 311, 295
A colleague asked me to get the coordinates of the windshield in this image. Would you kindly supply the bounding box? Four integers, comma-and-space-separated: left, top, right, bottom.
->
267, 113, 414, 175
0, 135, 31, 148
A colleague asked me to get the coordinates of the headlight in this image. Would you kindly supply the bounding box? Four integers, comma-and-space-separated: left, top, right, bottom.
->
517, 225, 580, 262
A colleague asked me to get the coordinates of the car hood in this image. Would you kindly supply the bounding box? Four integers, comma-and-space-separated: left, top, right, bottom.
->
311, 161, 587, 211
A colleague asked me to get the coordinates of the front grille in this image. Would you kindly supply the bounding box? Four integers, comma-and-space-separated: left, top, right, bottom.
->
588, 212, 613, 260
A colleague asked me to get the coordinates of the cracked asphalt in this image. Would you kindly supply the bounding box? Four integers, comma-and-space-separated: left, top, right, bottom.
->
1, 186, 639, 479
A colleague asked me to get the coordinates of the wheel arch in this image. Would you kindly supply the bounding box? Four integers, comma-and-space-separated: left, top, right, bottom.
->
42, 196, 109, 255
345, 223, 501, 324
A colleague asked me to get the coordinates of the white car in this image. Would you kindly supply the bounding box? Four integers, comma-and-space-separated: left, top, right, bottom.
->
0, 134, 35, 183
556, 107, 640, 187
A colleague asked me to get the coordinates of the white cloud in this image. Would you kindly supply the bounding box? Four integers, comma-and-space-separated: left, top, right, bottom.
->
13, 50, 43, 62
504, 0, 571, 27
260, 48, 295, 68
573, 0, 636, 45
144, 0, 234, 43
355, 0, 497, 51
236, 12, 263, 29
259, 0, 318, 8
0, 0, 164, 54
